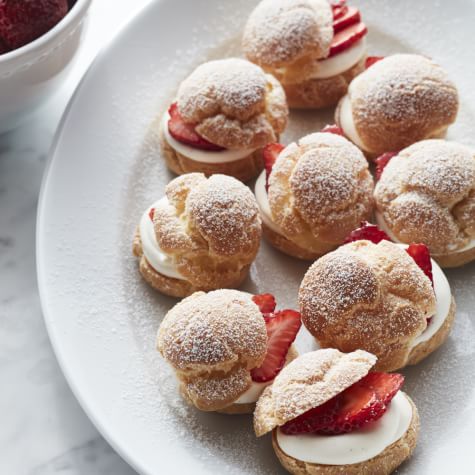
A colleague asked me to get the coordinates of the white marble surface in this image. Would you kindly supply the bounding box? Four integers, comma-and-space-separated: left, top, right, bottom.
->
0, 1, 151, 473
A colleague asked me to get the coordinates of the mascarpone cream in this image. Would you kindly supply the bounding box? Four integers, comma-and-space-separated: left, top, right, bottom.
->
255, 171, 285, 235
338, 94, 366, 150
139, 198, 185, 280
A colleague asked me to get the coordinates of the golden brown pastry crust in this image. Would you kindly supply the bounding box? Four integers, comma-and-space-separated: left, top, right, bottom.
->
408, 296, 456, 366
262, 222, 322, 260
282, 56, 366, 109
271, 394, 419, 475
158, 290, 268, 412
299, 240, 437, 372
133, 173, 261, 296
266, 133, 373, 258
161, 131, 265, 182
433, 245, 475, 268
336, 54, 458, 156
374, 140, 475, 262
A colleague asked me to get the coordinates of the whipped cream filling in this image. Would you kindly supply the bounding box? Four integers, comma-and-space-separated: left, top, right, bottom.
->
338, 94, 367, 150
276, 391, 412, 465
311, 38, 366, 79
139, 198, 185, 280
161, 111, 257, 164
235, 380, 271, 404
254, 171, 285, 235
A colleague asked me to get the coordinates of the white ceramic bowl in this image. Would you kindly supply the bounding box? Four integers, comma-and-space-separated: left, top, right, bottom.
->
0, 0, 92, 133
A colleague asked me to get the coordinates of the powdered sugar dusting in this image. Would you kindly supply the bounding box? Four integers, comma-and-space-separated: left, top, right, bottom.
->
39, 0, 475, 473
243, 0, 333, 67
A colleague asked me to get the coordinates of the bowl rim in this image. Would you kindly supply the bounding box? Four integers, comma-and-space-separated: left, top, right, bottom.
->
0, 0, 93, 63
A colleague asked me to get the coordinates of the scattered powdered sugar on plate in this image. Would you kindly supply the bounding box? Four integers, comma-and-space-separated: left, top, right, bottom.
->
41, 1, 475, 473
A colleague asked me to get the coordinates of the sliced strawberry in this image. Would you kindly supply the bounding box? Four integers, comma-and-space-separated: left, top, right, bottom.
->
252, 293, 276, 315
344, 221, 392, 244
375, 152, 398, 180
148, 208, 155, 221
332, 4, 348, 20
263, 143, 285, 192
355, 372, 404, 406
329, 22, 368, 57
281, 383, 386, 435
365, 56, 384, 69
251, 310, 301, 383
168, 103, 224, 151
333, 6, 361, 33
406, 243, 433, 285
321, 124, 345, 136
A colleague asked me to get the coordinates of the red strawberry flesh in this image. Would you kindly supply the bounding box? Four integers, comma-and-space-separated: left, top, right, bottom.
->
321, 124, 345, 136
167, 103, 225, 151
263, 143, 285, 192
148, 208, 155, 222
0, 0, 69, 50
365, 56, 384, 69
406, 243, 433, 285
281, 371, 404, 435
252, 293, 276, 315
355, 372, 404, 406
333, 6, 361, 33
344, 221, 392, 244
375, 152, 398, 180
329, 22, 367, 57
332, 4, 348, 20
251, 309, 301, 383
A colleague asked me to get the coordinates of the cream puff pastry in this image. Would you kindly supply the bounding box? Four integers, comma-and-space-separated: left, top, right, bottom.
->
299, 234, 455, 371
254, 349, 419, 475
336, 54, 459, 156
243, 0, 368, 109
255, 131, 374, 260
132, 173, 261, 298
160, 58, 288, 182
157, 290, 301, 414
374, 140, 475, 268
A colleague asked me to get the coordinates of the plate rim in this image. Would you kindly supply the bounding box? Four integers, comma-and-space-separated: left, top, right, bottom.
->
35, 2, 161, 474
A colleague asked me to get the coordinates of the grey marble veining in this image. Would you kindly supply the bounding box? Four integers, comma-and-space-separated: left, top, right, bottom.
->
0, 2, 150, 474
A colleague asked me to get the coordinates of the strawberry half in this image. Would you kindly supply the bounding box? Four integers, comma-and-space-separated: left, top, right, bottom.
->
168, 103, 224, 151
344, 221, 392, 245
252, 293, 276, 315
375, 152, 398, 180
148, 208, 155, 222
263, 143, 285, 192
333, 6, 361, 33
321, 124, 345, 136
365, 56, 384, 69
281, 383, 385, 435
329, 22, 367, 57
355, 372, 404, 406
0, 0, 68, 50
281, 371, 404, 435
406, 243, 433, 285
251, 310, 301, 383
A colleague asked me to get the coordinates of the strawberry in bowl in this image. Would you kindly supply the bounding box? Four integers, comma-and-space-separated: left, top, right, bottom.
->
243, 0, 369, 108
0, 0, 91, 132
